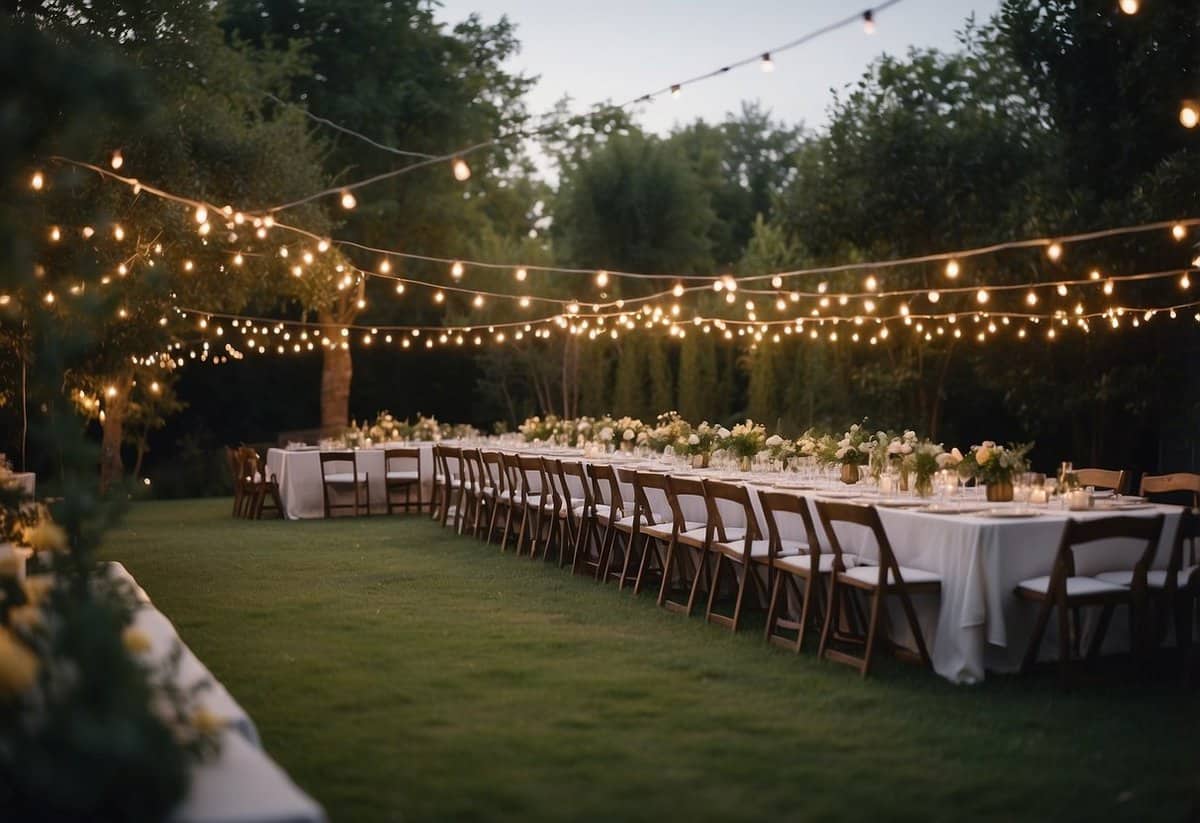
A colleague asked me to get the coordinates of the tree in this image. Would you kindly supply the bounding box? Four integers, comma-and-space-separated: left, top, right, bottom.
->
222, 0, 535, 429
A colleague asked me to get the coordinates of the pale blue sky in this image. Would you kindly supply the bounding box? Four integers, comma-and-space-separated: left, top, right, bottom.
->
434, 0, 1003, 139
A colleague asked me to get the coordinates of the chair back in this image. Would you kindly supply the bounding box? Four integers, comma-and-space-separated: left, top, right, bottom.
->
588, 463, 622, 515
460, 449, 484, 494
815, 501, 895, 583
701, 480, 761, 546
438, 446, 463, 485
1165, 508, 1199, 593
384, 447, 421, 476
665, 475, 709, 536
1051, 515, 1165, 595
1139, 472, 1200, 507
760, 491, 821, 565
541, 457, 566, 513
517, 455, 547, 501
631, 471, 671, 527
1074, 467, 1127, 494
615, 467, 638, 514
480, 450, 506, 495
559, 460, 592, 512
319, 451, 358, 482
500, 452, 522, 498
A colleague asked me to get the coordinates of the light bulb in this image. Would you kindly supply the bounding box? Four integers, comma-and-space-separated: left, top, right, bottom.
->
1046, 242, 1063, 261
928, 290, 940, 303
595, 270, 609, 288
771, 275, 783, 289
395, 283, 405, 294
340, 191, 357, 209
864, 275, 878, 291
1057, 283, 1069, 296
194, 206, 207, 224
1181, 100, 1200, 129
672, 283, 684, 297
451, 261, 464, 279
452, 158, 471, 181
1118, 0, 1139, 14
1026, 290, 1039, 306
49, 226, 60, 242
670, 84, 681, 99
1182, 273, 1192, 289
945, 260, 960, 279
862, 9, 875, 34
760, 53, 774, 73
976, 289, 990, 304
514, 267, 528, 282
379, 259, 391, 274
30, 171, 44, 190
473, 294, 484, 308
434, 291, 445, 303
111, 150, 124, 170
1172, 223, 1187, 241
1103, 280, 1114, 295
519, 297, 530, 308
318, 239, 330, 252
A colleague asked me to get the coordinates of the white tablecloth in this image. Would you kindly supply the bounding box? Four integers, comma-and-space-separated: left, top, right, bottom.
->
266, 444, 438, 519
492, 446, 1186, 683
100, 563, 325, 823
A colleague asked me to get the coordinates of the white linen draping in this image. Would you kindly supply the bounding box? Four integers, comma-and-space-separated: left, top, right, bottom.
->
266, 445, 437, 519
98, 563, 325, 823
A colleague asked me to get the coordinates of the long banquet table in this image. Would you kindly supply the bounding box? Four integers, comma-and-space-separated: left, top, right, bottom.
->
485, 444, 1184, 685
102, 562, 327, 823
266, 444, 439, 519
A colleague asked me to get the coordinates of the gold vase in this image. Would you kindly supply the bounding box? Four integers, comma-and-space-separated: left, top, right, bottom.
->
986, 481, 1014, 503
692, 453, 709, 469
840, 463, 860, 485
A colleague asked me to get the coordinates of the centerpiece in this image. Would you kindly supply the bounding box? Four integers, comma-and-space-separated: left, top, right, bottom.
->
684, 421, 719, 467
722, 420, 767, 472
821, 421, 871, 484
905, 441, 963, 497
960, 441, 1033, 501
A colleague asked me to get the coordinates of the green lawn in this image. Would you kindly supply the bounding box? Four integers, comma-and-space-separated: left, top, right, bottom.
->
104, 499, 1199, 822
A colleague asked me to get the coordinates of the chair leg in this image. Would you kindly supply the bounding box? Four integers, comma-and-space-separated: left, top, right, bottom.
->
818, 577, 842, 662
656, 538, 679, 608
895, 588, 933, 667
1056, 600, 1073, 686
860, 588, 885, 678
1087, 603, 1115, 660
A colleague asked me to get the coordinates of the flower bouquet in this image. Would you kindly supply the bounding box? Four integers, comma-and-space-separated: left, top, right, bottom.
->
960, 441, 1032, 501
765, 434, 796, 468
684, 422, 719, 467
903, 441, 959, 497
722, 420, 767, 470
821, 421, 871, 484
613, 416, 644, 452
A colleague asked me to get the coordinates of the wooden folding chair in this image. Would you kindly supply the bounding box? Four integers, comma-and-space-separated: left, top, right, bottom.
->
319, 451, 369, 517
760, 491, 832, 653
1017, 515, 1164, 684
480, 450, 509, 545
227, 446, 247, 518
575, 462, 621, 578
436, 446, 464, 529
701, 479, 775, 632
457, 449, 486, 536
1074, 468, 1128, 495
816, 501, 941, 677
383, 447, 422, 515
1140, 473, 1200, 508
557, 459, 593, 569
510, 455, 553, 559
654, 475, 712, 613
243, 448, 284, 520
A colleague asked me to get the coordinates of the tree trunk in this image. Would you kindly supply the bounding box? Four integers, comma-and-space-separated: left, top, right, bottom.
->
320, 340, 352, 433
99, 373, 133, 493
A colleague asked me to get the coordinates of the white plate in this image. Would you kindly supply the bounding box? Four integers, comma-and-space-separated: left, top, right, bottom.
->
919, 505, 988, 515
1093, 501, 1156, 511
875, 499, 927, 508
815, 489, 863, 499
980, 509, 1043, 519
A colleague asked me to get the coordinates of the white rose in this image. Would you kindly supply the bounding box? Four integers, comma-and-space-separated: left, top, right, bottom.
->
901, 444, 912, 454
716, 427, 731, 439
887, 441, 902, 455
766, 434, 783, 447
835, 447, 848, 459
838, 437, 851, 448
623, 429, 635, 441
599, 427, 613, 441
688, 434, 700, 445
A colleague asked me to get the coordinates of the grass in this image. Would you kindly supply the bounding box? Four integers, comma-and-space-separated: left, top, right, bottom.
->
104, 498, 1199, 822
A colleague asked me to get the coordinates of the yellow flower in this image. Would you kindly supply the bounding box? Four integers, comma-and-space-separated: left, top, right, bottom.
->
0, 627, 38, 697
122, 626, 152, 655
21, 520, 68, 553
190, 706, 225, 736
975, 446, 993, 465
7, 604, 42, 631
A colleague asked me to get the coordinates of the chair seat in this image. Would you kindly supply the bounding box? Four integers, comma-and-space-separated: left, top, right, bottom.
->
1094, 567, 1199, 589
1016, 575, 1126, 597
323, 472, 363, 484
717, 538, 805, 559
642, 520, 706, 540
386, 471, 419, 481
772, 551, 848, 574
843, 563, 941, 587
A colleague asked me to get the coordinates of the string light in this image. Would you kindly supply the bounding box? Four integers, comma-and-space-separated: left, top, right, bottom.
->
1181, 101, 1200, 130
945, 260, 960, 279
452, 158, 471, 181
928, 290, 941, 303
1046, 242, 1063, 262
340, 190, 357, 209
194, 206, 207, 224
595, 270, 609, 288
1118, 0, 1139, 13
110, 150, 124, 170
760, 53, 774, 73
433, 290, 445, 303
30, 171, 44, 190
1182, 273, 1192, 289
670, 84, 681, 99
862, 10, 875, 34
976, 288, 990, 304
1172, 223, 1188, 241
